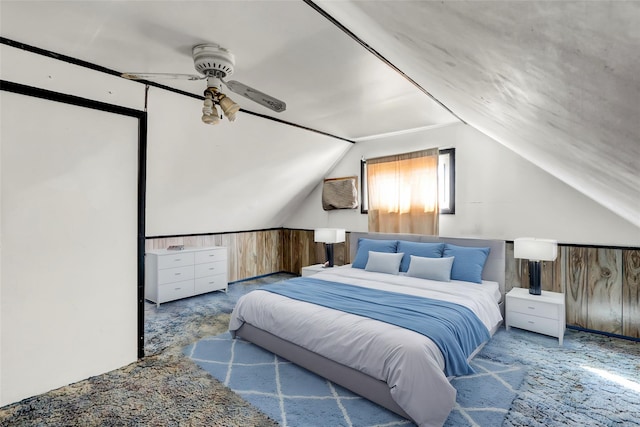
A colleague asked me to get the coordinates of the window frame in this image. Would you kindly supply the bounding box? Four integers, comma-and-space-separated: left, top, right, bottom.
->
360, 159, 368, 214
438, 148, 456, 215
360, 148, 455, 215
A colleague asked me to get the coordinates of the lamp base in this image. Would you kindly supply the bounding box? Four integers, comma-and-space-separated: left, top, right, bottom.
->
325, 243, 335, 268
528, 260, 542, 295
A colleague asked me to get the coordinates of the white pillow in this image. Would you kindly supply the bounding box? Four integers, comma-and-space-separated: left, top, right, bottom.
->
364, 251, 404, 275
407, 255, 455, 282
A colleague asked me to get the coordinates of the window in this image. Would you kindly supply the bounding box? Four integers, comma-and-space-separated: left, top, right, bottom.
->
364, 148, 439, 234
360, 148, 455, 215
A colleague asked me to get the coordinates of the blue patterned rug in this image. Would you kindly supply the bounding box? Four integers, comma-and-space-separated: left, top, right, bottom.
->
185, 332, 526, 427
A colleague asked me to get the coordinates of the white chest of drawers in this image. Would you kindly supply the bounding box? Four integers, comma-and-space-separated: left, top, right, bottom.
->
145, 246, 228, 307
506, 287, 566, 345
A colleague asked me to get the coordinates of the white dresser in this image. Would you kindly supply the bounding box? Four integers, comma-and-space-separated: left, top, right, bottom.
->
145, 246, 228, 307
506, 287, 566, 345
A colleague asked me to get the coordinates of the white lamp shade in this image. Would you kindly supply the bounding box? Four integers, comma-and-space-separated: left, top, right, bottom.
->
514, 238, 558, 261
314, 228, 346, 244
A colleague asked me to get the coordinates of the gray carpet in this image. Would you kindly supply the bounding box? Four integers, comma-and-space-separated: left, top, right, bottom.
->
1, 272, 639, 426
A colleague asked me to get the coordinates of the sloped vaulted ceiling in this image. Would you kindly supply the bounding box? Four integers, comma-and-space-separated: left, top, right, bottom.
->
317, 1, 640, 229
1, 1, 639, 229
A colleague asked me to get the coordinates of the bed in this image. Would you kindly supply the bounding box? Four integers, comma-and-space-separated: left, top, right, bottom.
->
229, 232, 505, 427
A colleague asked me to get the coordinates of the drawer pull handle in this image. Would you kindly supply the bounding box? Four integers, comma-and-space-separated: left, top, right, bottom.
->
527, 306, 536, 310
174, 287, 181, 290
174, 259, 181, 261
209, 281, 215, 284
209, 267, 215, 270
528, 321, 535, 324
175, 272, 181, 275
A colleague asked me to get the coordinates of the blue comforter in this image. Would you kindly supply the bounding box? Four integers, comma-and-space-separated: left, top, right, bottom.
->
261, 276, 490, 377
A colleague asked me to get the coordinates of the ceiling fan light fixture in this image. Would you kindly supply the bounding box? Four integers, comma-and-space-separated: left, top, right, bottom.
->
219, 94, 240, 122
202, 113, 220, 125
122, 43, 286, 120
201, 92, 220, 125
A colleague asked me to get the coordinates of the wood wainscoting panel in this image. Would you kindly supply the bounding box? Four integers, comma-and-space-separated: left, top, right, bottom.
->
216, 234, 238, 281
260, 229, 282, 274
282, 229, 316, 274
543, 258, 560, 293
563, 246, 589, 328
237, 231, 257, 279
622, 250, 640, 338
587, 248, 623, 334
504, 242, 519, 294
281, 229, 349, 274
145, 230, 282, 283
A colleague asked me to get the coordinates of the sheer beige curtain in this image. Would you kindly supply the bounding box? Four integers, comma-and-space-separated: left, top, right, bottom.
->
366, 148, 439, 235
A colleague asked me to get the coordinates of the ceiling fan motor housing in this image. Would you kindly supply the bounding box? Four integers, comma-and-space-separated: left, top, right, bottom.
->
193, 44, 235, 78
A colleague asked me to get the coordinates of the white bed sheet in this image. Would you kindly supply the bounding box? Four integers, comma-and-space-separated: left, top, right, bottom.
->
228, 266, 503, 427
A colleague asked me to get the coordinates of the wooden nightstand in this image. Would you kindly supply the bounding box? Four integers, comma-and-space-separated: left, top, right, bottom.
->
506, 287, 566, 345
301, 264, 327, 277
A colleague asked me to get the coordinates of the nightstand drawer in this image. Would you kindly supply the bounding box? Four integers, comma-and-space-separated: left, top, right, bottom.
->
508, 312, 560, 337
158, 265, 194, 285
508, 297, 559, 320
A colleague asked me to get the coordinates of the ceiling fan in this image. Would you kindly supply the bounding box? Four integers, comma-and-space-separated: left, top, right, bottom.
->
122, 43, 286, 125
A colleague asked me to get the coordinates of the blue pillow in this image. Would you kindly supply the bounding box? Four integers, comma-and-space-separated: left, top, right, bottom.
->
407, 255, 455, 282
352, 238, 398, 269
365, 251, 404, 275
397, 241, 445, 272
443, 244, 490, 284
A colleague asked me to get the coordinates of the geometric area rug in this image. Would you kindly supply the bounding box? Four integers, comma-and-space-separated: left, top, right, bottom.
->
185, 332, 526, 427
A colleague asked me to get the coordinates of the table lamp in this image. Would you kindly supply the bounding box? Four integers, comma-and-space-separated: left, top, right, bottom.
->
514, 237, 558, 295
314, 228, 346, 267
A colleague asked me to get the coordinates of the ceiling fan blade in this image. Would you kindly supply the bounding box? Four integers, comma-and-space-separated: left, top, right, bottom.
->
224, 80, 286, 113
121, 72, 205, 81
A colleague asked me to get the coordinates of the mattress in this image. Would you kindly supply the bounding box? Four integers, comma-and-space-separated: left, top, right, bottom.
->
228, 266, 503, 427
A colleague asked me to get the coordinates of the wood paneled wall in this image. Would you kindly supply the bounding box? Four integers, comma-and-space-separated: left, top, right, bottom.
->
145, 229, 350, 283
146, 231, 639, 339
280, 229, 350, 273
145, 230, 282, 283
506, 242, 640, 338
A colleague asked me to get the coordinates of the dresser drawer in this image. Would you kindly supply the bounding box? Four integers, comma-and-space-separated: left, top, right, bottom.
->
157, 252, 194, 269
158, 265, 194, 285
158, 279, 194, 302
195, 249, 226, 264
508, 312, 560, 337
195, 260, 226, 278
508, 297, 559, 320
195, 274, 227, 294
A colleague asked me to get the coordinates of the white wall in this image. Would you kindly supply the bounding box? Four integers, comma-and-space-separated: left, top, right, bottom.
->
145, 87, 352, 236
286, 123, 640, 247
1, 45, 144, 405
